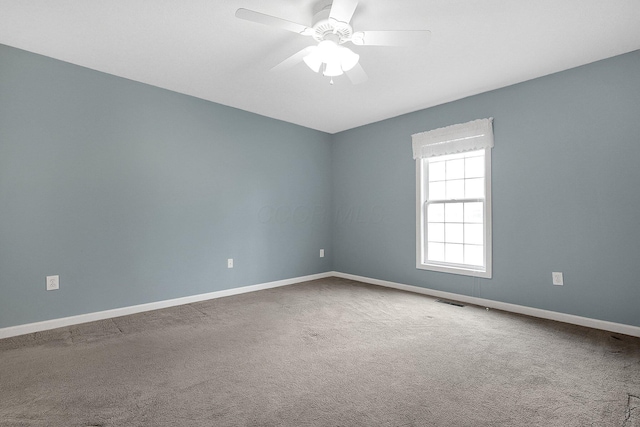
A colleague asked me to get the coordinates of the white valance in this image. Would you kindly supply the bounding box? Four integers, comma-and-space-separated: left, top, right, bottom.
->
412, 118, 494, 159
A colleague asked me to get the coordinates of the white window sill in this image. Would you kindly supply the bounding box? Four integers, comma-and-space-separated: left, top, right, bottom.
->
417, 262, 492, 279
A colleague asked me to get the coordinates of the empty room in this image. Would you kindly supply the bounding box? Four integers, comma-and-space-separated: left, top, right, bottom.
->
1, 1, 639, 426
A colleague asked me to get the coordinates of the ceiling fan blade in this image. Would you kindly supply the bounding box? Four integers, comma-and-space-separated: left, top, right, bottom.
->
352, 30, 432, 46
329, 0, 358, 24
345, 62, 368, 85
271, 47, 315, 73
235, 8, 312, 35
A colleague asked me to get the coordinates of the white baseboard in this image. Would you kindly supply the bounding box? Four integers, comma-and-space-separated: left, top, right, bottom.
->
3, 270, 638, 340
0, 272, 333, 340
332, 271, 640, 338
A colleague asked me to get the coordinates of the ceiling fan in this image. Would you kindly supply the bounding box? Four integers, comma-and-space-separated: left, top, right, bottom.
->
235, 0, 431, 84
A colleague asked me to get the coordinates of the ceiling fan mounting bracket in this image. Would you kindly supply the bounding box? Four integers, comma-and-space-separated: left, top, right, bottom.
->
311, 19, 352, 44
310, 0, 352, 44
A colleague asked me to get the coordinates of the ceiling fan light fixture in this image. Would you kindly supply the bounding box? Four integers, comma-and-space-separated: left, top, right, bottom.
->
304, 39, 358, 78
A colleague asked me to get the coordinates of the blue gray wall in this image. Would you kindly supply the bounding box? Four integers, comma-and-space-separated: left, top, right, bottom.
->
332, 50, 640, 327
2, 43, 639, 330
0, 44, 332, 328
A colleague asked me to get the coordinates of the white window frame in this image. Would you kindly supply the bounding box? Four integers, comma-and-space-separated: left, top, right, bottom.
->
413, 119, 493, 278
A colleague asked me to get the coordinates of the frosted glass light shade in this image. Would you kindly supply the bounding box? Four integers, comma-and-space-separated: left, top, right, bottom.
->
317, 40, 339, 62
323, 61, 343, 77
339, 47, 359, 71
303, 47, 322, 73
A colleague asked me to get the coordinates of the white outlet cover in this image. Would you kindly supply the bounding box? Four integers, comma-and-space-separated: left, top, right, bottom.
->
320, 249, 325, 258
552, 272, 563, 286
46, 275, 60, 291
227, 258, 233, 268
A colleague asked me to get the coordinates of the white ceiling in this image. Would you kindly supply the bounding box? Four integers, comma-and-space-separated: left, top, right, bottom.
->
1, 0, 639, 134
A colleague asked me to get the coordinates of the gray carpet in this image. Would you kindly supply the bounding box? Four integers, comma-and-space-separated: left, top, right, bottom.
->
1, 277, 639, 426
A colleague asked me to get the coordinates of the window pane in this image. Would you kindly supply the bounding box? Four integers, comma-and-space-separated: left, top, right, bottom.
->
428, 242, 445, 262
427, 223, 445, 242
464, 202, 483, 223
445, 243, 464, 264
464, 224, 483, 245
427, 203, 445, 222
429, 181, 446, 200
444, 203, 463, 223
446, 158, 465, 180
429, 161, 446, 182
465, 156, 484, 178
465, 178, 484, 198
445, 223, 463, 244
464, 244, 484, 266
446, 180, 464, 199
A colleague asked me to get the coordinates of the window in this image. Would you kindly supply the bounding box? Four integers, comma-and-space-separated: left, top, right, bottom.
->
412, 118, 493, 278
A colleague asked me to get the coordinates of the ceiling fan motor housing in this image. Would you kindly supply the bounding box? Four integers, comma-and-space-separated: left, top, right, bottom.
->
311, 0, 353, 44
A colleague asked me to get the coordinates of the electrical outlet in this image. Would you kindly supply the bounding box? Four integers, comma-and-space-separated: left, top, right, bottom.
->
46, 275, 59, 291
320, 249, 325, 258
552, 272, 563, 286
227, 258, 233, 269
